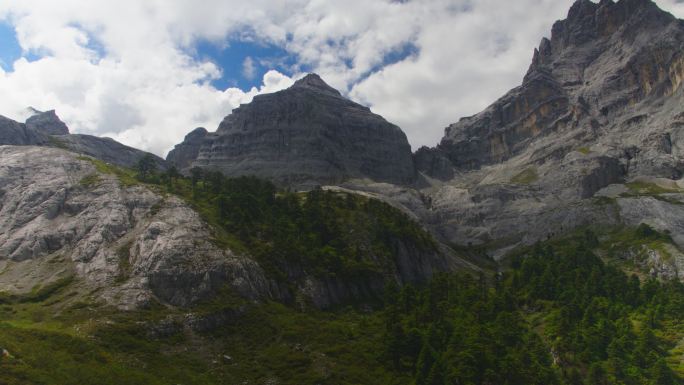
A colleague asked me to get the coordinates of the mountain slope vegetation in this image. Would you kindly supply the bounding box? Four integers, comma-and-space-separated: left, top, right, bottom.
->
2, 222, 684, 384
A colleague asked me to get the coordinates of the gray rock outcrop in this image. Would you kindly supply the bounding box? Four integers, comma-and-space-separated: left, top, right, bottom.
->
0, 111, 166, 170
177, 74, 416, 186
25, 109, 70, 136
0, 115, 47, 146
166, 127, 210, 170
0, 145, 469, 309
387, 0, 684, 255
55, 134, 167, 170
0, 145, 272, 309
432, 0, 683, 174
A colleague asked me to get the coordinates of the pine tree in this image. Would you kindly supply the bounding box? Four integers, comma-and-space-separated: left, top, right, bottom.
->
136, 153, 157, 181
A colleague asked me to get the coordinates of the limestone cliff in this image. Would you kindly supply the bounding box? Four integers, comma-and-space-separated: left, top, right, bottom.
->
175, 74, 416, 186
25, 109, 70, 136
433, 0, 684, 177
0, 115, 48, 146
374, 0, 684, 256
166, 127, 210, 170
0, 111, 166, 170
0, 145, 469, 309
0, 146, 272, 309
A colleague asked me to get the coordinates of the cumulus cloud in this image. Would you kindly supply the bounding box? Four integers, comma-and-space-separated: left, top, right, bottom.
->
663, 0, 684, 14
0, 0, 299, 155
0, 0, 682, 155
242, 56, 256, 80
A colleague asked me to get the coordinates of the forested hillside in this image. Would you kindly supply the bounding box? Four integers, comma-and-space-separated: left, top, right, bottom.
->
382, 228, 684, 384
2, 159, 684, 384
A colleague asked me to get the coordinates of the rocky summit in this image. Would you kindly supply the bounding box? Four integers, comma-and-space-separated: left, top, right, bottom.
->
0, 115, 47, 146
166, 127, 210, 170
393, 0, 684, 264
0, 110, 166, 170
172, 73, 416, 186
25, 109, 70, 136
432, 0, 683, 175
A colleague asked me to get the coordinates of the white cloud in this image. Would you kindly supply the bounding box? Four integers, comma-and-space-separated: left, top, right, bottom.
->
0, 0, 682, 155
662, 0, 684, 14
242, 56, 256, 80
0, 0, 300, 156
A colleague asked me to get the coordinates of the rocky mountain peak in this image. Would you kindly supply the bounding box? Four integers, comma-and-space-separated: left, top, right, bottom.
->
525, 0, 679, 85
566, 0, 599, 22
564, 0, 663, 24
25, 109, 70, 136
184, 127, 208, 141
437, 0, 684, 174
414, 0, 684, 254
1, 109, 166, 170
174, 73, 415, 185
549, 0, 673, 52
290, 73, 342, 96
166, 127, 211, 170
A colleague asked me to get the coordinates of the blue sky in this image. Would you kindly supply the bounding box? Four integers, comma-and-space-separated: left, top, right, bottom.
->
0, 21, 21, 71
192, 39, 302, 90
0, 15, 414, 94
191, 38, 415, 91
0, 17, 291, 90
0, 20, 48, 70
1, 18, 294, 91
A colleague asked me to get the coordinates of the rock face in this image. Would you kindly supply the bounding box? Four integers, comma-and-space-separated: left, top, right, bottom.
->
397, 0, 684, 255
0, 115, 47, 146
0, 145, 468, 309
25, 109, 70, 136
56, 134, 167, 170
166, 127, 209, 170
413, 146, 455, 181
0, 112, 166, 170
433, 0, 683, 175
180, 74, 416, 185
0, 145, 272, 309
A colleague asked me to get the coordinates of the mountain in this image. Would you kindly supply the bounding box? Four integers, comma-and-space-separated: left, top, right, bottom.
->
4, 1, 684, 384
166, 0, 684, 266
433, 0, 682, 174
1, 0, 682, 312
166, 126, 210, 170
0, 91, 470, 312
0, 110, 166, 170
25, 109, 70, 136
54, 134, 167, 170
0, 145, 470, 310
169, 74, 416, 186
0, 115, 48, 146
0, 145, 271, 309
403, 0, 684, 263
